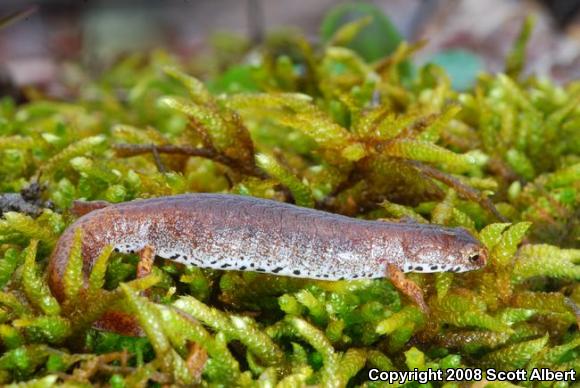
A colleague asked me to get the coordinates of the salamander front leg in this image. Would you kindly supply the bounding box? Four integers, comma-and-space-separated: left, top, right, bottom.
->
137, 245, 155, 278
386, 264, 429, 313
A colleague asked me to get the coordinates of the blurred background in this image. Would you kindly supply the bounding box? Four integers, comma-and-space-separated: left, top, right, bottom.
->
1, 0, 580, 89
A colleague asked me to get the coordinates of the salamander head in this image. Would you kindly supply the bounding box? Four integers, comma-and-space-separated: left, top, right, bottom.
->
401, 226, 488, 273
452, 231, 488, 272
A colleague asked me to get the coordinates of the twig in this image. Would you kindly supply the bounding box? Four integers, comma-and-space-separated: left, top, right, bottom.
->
0, 6, 38, 30
409, 160, 508, 222
113, 143, 268, 179
150, 145, 167, 173
247, 0, 264, 44
97, 364, 172, 384
73, 351, 128, 381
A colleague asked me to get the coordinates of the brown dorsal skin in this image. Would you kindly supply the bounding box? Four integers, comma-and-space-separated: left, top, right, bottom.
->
48, 194, 488, 302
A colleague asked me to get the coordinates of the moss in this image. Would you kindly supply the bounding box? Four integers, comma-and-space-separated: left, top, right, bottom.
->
0, 7, 578, 386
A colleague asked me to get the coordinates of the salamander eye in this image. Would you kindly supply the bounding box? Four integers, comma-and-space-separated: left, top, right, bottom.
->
468, 253, 484, 265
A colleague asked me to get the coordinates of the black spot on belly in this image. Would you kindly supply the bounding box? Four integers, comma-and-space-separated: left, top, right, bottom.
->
210, 260, 217, 265
338, 276, 345, 280
352, 274, 358, 278
272, 267, 284, 273
221, 264, 230, 269
239, 265, 247, 270
430, 265, 438, 270
256, 268, 266, 272
293, 270, 300, 275
415, 266, 423, 271
249, 263, 254, 268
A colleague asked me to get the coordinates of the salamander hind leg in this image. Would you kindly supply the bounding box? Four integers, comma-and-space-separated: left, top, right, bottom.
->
94, 245, 156, 337
386, 264, 429, 314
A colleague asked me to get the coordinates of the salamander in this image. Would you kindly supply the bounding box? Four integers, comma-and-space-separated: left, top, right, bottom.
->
48, 193, 488, 314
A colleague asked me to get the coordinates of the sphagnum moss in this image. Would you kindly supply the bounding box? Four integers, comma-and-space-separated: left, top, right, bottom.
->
0, 9, 578, 387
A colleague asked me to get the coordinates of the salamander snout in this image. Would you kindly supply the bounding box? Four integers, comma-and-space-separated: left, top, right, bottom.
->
468, 248, 487, 266
464, 245, 488, 270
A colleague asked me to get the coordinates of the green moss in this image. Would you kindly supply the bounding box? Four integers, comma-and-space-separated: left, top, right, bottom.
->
0, 5, 578, 386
